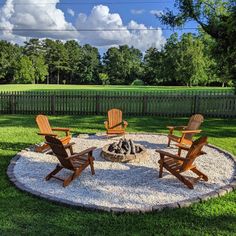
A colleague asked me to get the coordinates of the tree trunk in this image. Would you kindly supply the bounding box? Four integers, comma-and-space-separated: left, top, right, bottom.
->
57, 69, 60, 84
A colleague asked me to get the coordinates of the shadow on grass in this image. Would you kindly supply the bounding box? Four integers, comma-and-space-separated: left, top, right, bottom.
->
0, 141, 33, 152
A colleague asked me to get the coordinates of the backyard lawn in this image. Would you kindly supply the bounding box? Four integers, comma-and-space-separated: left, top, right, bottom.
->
0, 115, 235, 235
0, 84, 233, 93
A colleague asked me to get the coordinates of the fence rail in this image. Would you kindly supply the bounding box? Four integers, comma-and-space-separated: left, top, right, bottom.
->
0, 90, 235, 118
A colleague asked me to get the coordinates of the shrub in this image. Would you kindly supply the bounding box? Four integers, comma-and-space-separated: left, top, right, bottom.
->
131, 79, 144, 86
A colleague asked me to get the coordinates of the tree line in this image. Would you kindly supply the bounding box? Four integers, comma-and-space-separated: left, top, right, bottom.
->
0, 0, 235, 87
0, 32, 231, 87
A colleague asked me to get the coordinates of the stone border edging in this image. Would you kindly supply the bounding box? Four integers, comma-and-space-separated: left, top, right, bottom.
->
7, 133, 236, 214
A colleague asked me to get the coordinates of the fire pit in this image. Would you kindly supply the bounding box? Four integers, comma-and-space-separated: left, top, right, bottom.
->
101, 138, 148, 163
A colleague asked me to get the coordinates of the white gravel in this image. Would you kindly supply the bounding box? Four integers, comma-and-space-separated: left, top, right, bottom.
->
13, 134, 235, 210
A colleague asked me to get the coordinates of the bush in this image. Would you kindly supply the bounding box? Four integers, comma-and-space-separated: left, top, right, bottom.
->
131, 79, 144, 86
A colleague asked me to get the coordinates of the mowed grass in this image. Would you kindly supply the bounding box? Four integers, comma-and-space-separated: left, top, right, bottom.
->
0, 84, 233, 93
0, 115, 235, 235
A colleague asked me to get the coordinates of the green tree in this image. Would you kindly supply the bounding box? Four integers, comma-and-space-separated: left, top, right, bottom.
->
24, 38, 45, 57
77, 44, 100, 84
43, 39, 69, 84
162, 33, 180, 85
99, 73, 109, 85
14, 56, 35, 84
34, 55, 48, 84
0, 41, 21, 83
24, 38, 48, 84
197, 31, 220, 86
159, 0, 236, 85
143, 47, 165, 85
103, 45, 142, 85
64, 40, 83, 84
176, 33, 208, 86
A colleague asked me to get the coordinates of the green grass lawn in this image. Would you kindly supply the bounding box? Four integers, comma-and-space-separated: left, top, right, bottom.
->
0, 115, 235, 235
0, 84, 233, 93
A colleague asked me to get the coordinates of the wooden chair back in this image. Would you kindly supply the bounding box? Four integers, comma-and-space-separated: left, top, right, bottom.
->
45, 136, 73, 170
185, 114, 204, 140
108, 108, 123, 129
181, 136, 208, 171
36, 114, 53, 134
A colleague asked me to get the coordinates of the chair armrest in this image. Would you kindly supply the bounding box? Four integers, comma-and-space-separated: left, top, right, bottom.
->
175, 143, 190, 151
176, 144, 207, 157
63, 142, 75, 149
52, 127, 70, 131
104, 121, 109, 129
63, 142, 75, 155
167, 126, 186, 135
167, 126, 174, 134
38, 132, 57, 137
123, 120, 128, 128
200, 151, 207, 155
181, 130, 202, 134
167, 126, 186, 130
52, 127, 70, 136
67, 147, 97, 159
156, 150, 186, 161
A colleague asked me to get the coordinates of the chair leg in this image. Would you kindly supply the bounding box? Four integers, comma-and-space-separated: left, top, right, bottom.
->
191, 167, 208, 181
36, 143, 51, 153
174, 172, 194, 189
165, 165, 194, 189
45, 165, 63, 181
178, 147, 182, 156
63, 172, 77, 187
63, 167, 84, 187
159, 157, 164, 178
167, 138, 171, 147
89, 155, 95, 175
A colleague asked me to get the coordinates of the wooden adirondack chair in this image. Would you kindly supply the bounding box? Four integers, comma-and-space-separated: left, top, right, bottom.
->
45, 136, 96, 187
167, 114, 204, 149
156, 136, 208, 189
35, 114, 71, 153
104, 108, 128, 136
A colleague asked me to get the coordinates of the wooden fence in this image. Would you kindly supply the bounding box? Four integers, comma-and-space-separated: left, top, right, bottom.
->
0, 90, 235, 118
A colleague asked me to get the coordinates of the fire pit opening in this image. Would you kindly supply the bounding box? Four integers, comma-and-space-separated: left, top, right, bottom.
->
101, 138, 148, 163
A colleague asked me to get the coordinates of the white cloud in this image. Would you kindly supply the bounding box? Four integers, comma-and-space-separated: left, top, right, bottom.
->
150, 10, 163, 17
0, 2, 166, 51
76, 5, 165, 51
0, 0, 79, 41
130, 9, 145, 15
67, 8, 75, 17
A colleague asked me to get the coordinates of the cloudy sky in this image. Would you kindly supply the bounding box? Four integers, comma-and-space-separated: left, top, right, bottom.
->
0, 0, 197, 52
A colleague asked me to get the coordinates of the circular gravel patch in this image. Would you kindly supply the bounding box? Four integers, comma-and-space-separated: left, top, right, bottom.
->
8, 133, 236, 213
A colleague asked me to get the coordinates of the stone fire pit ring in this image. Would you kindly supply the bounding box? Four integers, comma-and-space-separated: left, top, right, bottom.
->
102, 143, 148, 163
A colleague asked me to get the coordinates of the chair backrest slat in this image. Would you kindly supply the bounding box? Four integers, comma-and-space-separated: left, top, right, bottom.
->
45, 136, 73, 169
185, 114, 204, 140
182, 136, 208, 171
36, 115, 53, 134
108, 109, 122, 129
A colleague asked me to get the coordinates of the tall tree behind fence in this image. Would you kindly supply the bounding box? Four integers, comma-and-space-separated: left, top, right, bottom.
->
0, 90, 235, 118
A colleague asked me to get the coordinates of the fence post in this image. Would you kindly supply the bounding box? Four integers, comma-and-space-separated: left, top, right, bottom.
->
142, 95, 147, 115
96, 94, 100, 115
10, 93, 16, 114
193, 95, 199, 114
51, 94, 55, 115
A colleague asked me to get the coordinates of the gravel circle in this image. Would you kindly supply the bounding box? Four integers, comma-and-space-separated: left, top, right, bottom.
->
8, 133, 236, 213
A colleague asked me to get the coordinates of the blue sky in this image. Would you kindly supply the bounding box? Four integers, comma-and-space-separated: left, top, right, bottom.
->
59, 0, 198, 38
0, 0, 199, 52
